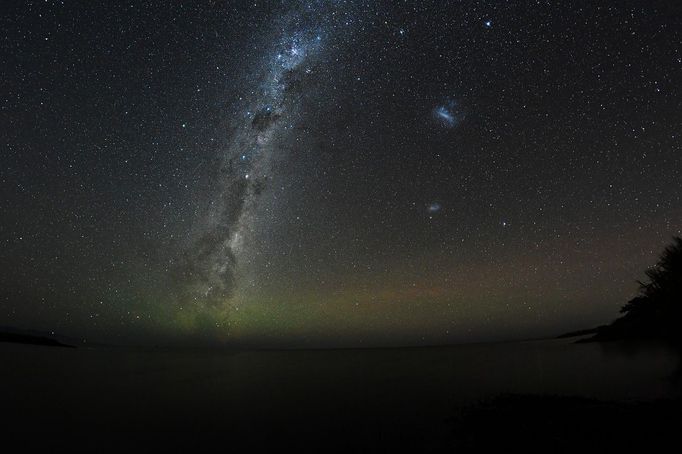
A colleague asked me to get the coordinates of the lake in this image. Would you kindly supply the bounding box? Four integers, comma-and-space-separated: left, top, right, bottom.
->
2, 338, 680, 449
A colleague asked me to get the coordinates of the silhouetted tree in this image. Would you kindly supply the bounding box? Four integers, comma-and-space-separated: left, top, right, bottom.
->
595, 237, 682, 343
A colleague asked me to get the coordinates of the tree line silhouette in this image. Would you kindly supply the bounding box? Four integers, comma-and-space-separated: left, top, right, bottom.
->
591, 236, 682, 344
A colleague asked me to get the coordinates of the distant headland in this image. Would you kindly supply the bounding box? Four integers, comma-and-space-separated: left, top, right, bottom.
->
562, 237, 682, 346
0, 328, 75, 348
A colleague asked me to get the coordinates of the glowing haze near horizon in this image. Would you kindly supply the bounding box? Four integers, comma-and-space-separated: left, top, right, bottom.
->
2, 1, 681, 346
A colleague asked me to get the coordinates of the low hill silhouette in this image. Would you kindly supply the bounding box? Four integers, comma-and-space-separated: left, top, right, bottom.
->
0, 327, 75, 348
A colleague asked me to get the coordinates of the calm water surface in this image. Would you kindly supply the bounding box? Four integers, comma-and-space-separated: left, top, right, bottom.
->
2, 338, 679, 438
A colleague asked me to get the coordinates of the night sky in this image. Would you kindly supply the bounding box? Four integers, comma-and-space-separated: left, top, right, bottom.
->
2, 0, 681, 347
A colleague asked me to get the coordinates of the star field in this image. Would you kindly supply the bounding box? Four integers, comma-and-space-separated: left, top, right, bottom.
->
1, 0, 681, 346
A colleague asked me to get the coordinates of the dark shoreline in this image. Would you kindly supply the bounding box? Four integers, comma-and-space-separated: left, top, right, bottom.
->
448, 393, 682, 452
0, 331, 74, 348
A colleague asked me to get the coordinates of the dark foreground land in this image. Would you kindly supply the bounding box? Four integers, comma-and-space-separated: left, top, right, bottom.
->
2, 338, 680, 451
451, 394, 681, 452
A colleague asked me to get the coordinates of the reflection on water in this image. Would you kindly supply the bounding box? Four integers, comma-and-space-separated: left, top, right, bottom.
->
2, 338, 679, 436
